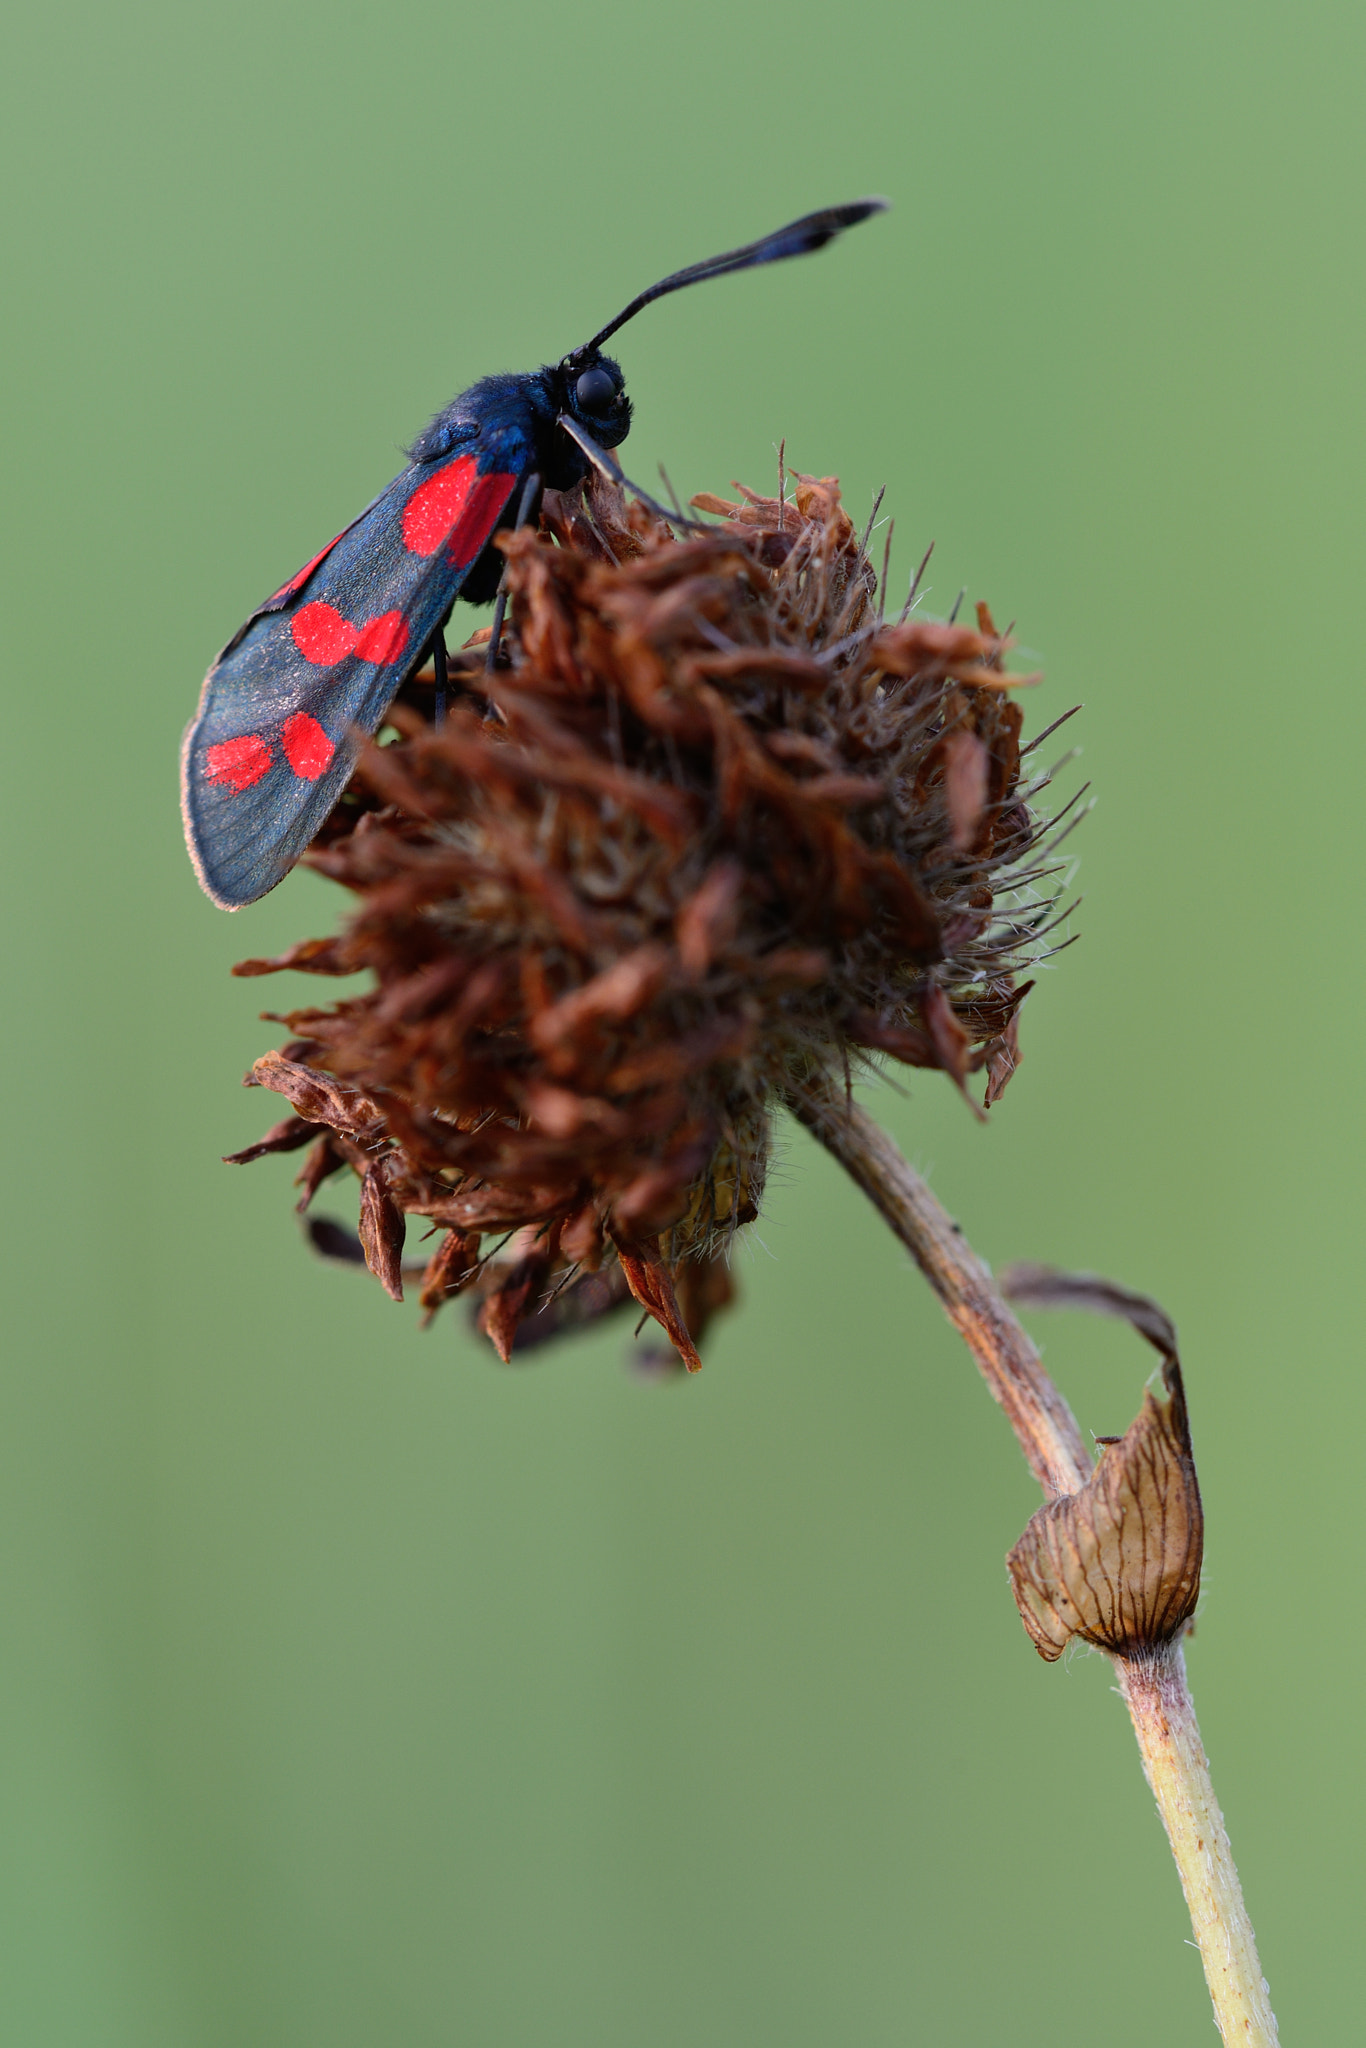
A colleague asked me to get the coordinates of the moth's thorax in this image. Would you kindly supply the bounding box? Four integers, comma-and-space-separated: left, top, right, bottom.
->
407, 371, 551, 466
407, 356, 631, 490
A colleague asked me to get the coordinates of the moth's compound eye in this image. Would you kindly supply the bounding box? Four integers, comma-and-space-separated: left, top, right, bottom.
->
575, 366, 617, 411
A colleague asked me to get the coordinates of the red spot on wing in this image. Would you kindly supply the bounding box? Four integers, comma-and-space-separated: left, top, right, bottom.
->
353, 610, 409, 664
448, 470, 520, 569
266, 533, 344, 607
292, 601, 410, 668
402, 455, 477, 556
205, 733, 272, 792
281, 713, 335, 781
292, 601, 359, 665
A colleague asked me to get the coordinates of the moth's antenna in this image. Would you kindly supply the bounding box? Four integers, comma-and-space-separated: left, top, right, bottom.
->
564, 198, 888, 365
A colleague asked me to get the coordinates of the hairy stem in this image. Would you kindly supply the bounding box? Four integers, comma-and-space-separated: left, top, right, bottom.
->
788, 1077, 1279, 2045
1122, 1647, 1279, 2042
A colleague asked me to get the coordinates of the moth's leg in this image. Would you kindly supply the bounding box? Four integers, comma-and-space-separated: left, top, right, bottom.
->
484, 592, 509, 678
554, 415, 709, 531
486, 471, 543, 675
431, 624, 448, 728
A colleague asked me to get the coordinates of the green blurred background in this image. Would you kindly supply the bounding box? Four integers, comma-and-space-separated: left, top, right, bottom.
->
4, 0, 1361, 2039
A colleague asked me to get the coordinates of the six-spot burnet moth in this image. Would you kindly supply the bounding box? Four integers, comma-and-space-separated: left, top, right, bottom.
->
180, 199, 888, 908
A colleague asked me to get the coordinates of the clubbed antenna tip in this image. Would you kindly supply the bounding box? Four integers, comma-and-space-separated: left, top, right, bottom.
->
569, 198, 889, 362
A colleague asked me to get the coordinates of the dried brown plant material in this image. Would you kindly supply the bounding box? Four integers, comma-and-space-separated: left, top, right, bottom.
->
228, 469, 1073, 1367
357, 1159, 407, 1302
1001, 1268, 1203, 1661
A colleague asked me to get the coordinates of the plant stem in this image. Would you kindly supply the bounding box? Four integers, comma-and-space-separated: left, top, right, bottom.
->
788, 1078, 1280, 2045
1121, 1646, 1279, 2042
789, 1079, 1091, 1495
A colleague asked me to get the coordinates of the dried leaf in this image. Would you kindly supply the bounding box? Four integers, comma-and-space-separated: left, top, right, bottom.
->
559, 1201, 606, 1270
675, 861, 742, 977
478, 1245, 553, 1362
921, 985, 986, 1121
1001, 1270, 1199, 1661
294, 1134, 348, 1212
493, 1260, 632, 1353
870, 617, 994, 677
1006, 1360, 1202, 1661
248, 1053, 385, 1144
522, 1082, 628, 1140
232, 936, 358, 978
610, 1232, 703, 1372
688, 646, 829, 690
358, 1161, 406, 1301
847, 1009, 938, 1067
223, 1115, 321, 1165
797, 773, 887, 807
528, 946, 672, 1065
1000, 1264, 1178, 1365
942, 728, 990, 851
418, 1228, 480, 1316
983, 1007, 1025, 1106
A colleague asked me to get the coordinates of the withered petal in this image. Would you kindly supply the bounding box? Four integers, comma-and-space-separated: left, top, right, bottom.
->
223, 1115, 322, 1165
478, 1243, 555, 1363
675, 861, 743, 978
358, 1161, 407, 1301
248, 1052, 386, 1145
982, 1009, 1026, 1107
232, 936, 359, 979
495, 1260, 632, 1353
942, 729, 990, 852
294, 1133, 349, 1212
418, 1227, 480, 1316
610, 1232, 703, 1373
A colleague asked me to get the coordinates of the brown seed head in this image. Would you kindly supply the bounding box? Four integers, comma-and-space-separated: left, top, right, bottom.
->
227, 470, 1075, 1367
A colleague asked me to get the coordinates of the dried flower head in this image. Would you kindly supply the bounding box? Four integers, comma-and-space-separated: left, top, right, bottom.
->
227, 468, 1076, 1368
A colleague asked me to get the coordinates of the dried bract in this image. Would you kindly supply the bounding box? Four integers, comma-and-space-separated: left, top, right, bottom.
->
229, 470, 1072, 1366
1002, 1268, 1203, 1660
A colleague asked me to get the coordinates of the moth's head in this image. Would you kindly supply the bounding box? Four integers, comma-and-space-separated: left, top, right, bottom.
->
557, 348, 632, 450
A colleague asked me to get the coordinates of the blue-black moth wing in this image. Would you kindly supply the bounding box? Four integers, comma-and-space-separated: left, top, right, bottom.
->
181, 424, 528, 907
